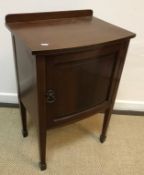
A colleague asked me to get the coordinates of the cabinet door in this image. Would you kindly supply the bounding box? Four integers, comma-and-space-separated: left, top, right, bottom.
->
46, 51, 116, 122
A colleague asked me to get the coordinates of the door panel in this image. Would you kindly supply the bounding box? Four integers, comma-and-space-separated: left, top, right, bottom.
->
46, 52, 116, 121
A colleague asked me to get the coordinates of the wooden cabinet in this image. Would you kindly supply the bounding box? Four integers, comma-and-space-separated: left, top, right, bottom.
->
5, 10, 135, 170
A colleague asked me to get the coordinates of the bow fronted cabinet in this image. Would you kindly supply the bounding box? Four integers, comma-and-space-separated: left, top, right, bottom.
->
5, 10, 135, 170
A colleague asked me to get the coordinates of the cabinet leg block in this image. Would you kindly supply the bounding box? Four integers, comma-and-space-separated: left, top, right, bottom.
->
39, 162, 47, 171
100, 135, 106, 143
22, 130, 28, 137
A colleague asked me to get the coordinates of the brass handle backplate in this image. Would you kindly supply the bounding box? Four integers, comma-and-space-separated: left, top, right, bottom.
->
46, 89, 56, 103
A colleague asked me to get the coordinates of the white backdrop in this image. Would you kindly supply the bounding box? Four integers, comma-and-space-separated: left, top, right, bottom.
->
0, 0, 144, 110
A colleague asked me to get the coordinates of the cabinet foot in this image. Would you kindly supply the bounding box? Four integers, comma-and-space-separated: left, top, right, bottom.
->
100, 135, 106, 143
39, 162, 47, 171
22, 130, 28, 137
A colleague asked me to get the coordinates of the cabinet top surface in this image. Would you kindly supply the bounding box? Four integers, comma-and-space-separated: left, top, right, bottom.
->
6, 10, 135, 55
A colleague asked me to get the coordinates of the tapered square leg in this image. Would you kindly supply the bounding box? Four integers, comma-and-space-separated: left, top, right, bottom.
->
38, 129, 47, 170
100, 109, 112, 143
19, 101, 28, 137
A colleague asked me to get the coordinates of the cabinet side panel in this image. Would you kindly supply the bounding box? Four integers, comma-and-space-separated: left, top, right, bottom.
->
107, 40, 130, 104
12, 35, 38, 119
